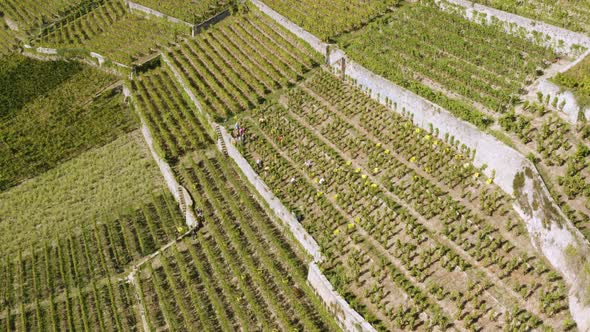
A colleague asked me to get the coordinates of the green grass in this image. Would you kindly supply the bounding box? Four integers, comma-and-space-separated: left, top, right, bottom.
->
0, 57, 137, 190
0, 130, 166, 253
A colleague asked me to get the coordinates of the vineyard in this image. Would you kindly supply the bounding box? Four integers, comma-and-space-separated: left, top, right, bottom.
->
0, 131, 166, 253
554, 55, 590, 108
133, 0, 234, 24
134, 149, 339, 331
132, 66, 213, 162
236, 69, 573, 330
0, 56, 136, 190
0, 192, 183, 331
339, 1, 557, 128
498, 95, 590, 240
1, 0, 589, 330
36, 0, 189, 64
472, 0, 590, 34
257, 0, 399, 41
0, 0, 81, 32
167, 8, 321, 120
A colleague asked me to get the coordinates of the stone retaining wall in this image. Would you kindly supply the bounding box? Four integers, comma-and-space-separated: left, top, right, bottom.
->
308, 263, 377, 332
162, 46, 375, 332
434, 0, 590, 56
249, 0, 326, 53
218, 126, 323, 262
139, 121, 198, 227
537, 49, 590, 123
126, 1, 193, 28
248, 0, 590, 329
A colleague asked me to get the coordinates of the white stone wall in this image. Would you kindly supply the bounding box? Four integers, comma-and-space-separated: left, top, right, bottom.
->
537, 49, 590, 123
537, 79, 588, 122
36, 47, 58, 55
434, 0, 590, 56
126, 1, 193, 28
308, 263, 377, 332
247, 1, 590, 328
218, 126, 324, 262
249, 0, 327, 53
163, 44, 375, 331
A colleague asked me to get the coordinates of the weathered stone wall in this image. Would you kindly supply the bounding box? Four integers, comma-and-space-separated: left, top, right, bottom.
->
247, 0, 590, 329
139, 121, 198, 227
163, 46, 375, 332
249, 0, 327, 53
218, 126, 324, 262
308, 263, 377, 332
537, 79, 589, 122
125, 1, 193, 28
434, 0, 590, 56
537, 49, 590, 123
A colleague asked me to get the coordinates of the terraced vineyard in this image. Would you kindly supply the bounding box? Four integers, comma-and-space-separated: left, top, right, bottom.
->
258, 0, 399, 40
133, 0, 234, 24
0, 19, 16, 55
37, 0, 128, 47
167, 9, 321, 120
2, 0, 590, 330
0, 192, 183, 331
472, 0, 590, 34
0, 56, 136, 190
0, 0, 82, 32
134, 150, 339, 331
339, 1, 556, 127
37, 0, 189, 64
236, 69, 573, 330
0, 131, 166, 253
132, 66, 213, 162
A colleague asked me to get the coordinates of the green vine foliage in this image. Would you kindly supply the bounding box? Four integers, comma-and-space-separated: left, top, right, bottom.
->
338, 2, 556, 128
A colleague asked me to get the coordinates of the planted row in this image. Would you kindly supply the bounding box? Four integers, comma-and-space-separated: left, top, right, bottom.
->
132, 65, 213, 162
137, 150, 339, 331
0, 192, 184, 315
168, 9, 320, 121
